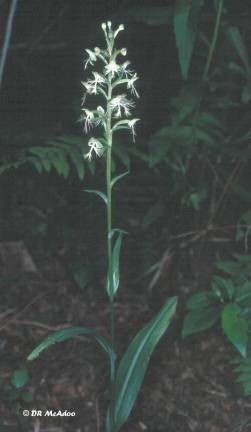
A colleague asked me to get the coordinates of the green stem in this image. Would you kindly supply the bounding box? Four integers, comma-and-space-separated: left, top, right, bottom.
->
106, 68, 115, 432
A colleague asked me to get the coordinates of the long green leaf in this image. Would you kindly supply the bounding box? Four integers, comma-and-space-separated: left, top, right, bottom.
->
107, 297, 177, 431
174, 0, 203, 80
226, 27, 251, 75
27, 327, 116, 362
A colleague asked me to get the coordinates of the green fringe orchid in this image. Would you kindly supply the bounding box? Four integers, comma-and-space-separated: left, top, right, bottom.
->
79, 20, 140, 159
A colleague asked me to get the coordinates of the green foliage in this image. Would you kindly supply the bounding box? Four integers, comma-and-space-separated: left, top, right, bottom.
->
4, 366, 33, 415
27, 327, 116, 362
232, 357, 251, 397
145, 0, 251, 223
107, 231, 123, 298
174, 0, 204, 80
236, 209, 251, 241
27, 22, 177, 432
183, 253, 251, 396
0, 136, 90, 180
11, 365, 29, 388
106, 297, 177, 432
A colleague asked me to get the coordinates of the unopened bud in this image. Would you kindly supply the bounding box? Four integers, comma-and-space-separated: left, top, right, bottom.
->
121, 48, 127, 56
119, 24, 124, 30
102, 23, 106, 30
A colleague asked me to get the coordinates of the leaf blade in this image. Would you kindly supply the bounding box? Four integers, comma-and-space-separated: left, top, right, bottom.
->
27, 327, 116, 362
107, 297, 177, 431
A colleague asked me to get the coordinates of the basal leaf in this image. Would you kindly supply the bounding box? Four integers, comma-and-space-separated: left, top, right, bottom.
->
27, 327, 116, 362
222, 303, 248, 357
107, 297, 177, 432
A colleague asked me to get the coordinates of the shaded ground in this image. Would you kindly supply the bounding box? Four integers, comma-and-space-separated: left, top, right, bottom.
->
0, 170, 250, 432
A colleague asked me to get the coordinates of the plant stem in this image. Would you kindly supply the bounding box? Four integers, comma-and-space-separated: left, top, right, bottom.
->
106, 145, 114, 345
107, 70, 115, 432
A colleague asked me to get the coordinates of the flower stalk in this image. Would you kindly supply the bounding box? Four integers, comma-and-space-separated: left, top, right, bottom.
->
80, 21, 139, 431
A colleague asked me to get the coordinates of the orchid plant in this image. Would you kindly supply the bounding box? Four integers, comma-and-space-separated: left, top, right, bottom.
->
27, 21, 177, 432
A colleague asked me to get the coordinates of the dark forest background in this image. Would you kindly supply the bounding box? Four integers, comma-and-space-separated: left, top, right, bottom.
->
1, 1, 251, 431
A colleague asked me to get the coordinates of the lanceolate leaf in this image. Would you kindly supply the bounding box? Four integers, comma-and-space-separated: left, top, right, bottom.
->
174, 0, 203, 80
27, 327, 116, 362
84, 189, 108, 205
222, 303, 248, 357
107, 297, 177, 432
111, 172, 129, 188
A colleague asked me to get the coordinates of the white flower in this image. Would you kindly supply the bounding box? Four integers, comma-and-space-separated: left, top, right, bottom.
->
81, 80, 94, 103
83, 72, 106, 95
84, 49, 97, 69
127, 73, 140, 98
104, 60, 120, 78
84, 138, 104, 161
128, 119, 140, 142
108, 94, 135, 118
120, 61, 134, 77
95, 106, 106, 127
80, 109, 95, 133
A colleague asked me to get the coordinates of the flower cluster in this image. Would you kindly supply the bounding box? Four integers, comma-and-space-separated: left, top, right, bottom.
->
80, 21, 140, 160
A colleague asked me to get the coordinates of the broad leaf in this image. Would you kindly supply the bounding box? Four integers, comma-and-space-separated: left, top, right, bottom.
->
84, 189, 107, 205
21, 391, 34, 402
12, 366, 29, 389
107, 297, 177, 432
182, 305, 222, 338
185, 292, 215, 310
222, 303, 248, 357
27, 327, 116, 362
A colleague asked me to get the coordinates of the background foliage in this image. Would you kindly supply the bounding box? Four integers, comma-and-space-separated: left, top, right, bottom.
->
1, 0, 251, 423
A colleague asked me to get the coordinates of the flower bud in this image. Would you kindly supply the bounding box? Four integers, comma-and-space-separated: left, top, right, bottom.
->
121, 48, 127, 56
119, 24, 124, 30
101, 23, 106, 30
94, 47, 101, 55
107, 21, 112, 28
